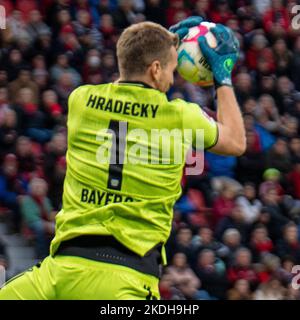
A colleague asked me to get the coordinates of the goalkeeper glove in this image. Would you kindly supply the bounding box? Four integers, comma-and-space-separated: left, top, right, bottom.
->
198, 24, 239, 88
169, 16, 204, 41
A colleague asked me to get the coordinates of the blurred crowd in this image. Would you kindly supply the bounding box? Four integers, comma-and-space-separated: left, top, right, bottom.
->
0, 0, 300, 300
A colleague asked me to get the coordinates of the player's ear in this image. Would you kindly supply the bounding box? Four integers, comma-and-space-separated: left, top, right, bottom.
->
149, 60, 162, 82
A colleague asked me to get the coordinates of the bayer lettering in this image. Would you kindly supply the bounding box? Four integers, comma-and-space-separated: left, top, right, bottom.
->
81, 188, 134, 205
144, 304, 200, 315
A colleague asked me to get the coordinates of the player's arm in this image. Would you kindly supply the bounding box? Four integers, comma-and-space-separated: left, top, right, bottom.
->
198, 24, 245, 156
171, 19, 246, 156
210, 86, 245, 156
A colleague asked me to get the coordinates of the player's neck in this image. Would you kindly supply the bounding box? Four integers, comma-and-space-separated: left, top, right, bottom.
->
116, 77, 157, 90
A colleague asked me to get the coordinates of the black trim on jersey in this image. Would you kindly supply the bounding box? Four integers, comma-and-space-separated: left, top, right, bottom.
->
117, 80, 155, 90
205, 122, 219, 150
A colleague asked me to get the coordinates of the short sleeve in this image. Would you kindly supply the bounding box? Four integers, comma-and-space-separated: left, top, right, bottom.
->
182, 101, 219, 150
67, 87, 79, 113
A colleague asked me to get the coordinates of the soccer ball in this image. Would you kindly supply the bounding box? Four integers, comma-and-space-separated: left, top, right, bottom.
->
177, 22, 217, 87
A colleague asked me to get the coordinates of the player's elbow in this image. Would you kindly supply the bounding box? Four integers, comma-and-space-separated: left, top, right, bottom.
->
232, 136, 247, 156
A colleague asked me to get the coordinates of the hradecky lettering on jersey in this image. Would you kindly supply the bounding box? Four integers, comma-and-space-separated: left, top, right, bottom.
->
86, 94, 159, 118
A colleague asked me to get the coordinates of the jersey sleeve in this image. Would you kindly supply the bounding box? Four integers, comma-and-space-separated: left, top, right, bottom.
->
182, 100, 219, 150
67, 86, 82, 114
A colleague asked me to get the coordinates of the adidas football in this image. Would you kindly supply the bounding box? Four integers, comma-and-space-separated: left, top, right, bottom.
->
177, 22, 217, 87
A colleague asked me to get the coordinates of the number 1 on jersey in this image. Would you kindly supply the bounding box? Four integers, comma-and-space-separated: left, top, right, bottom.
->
107, 120, 128, 190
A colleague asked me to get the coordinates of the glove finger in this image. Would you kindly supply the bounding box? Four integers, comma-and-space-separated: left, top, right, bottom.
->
179, 16, 204, 29
210, 24, 230, 43
169, 22, 181, 33
232, 33, 240, 52
169, 16, 203, 33
175, 27, 189, 40
198, 36, 210, 57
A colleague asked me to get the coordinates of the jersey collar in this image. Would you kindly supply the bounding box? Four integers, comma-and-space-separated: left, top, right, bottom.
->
116, 80, 155, 90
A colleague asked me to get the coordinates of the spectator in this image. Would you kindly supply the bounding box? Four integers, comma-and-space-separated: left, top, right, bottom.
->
50, 54, 82, 88
73, 9, 102, 50
255, 94, 281, 134
166, 0, 191, 27
191, 226, 228, 264
15, 136, 36, 182
167, 225, 194, 263
210, 0, 233, 25
256, 253, 281, 284
53, 71, 77, 107
212, 181, 239, 227
221, 228, 242, 266
26, 10, 51, 43
0, 154, 26, 232
275, 76, 296, 115
265, 138, 292, 174
113, 0, 138, 29
236, 183, 262, 224
280, 115, 298, 138
99, 13, 118, 49
276, 222, 300, 264
246, 34, 274, 74
234, 72, 255, 106
205, 152, 237, 178
253, 278, 286, 300
227, 279, 252, 300
291, 36, 300, 91
260, 188, 290, 241
249, 225, 274, 262
194, 249, 228, 299
236, 129, 265, 185
159, 273, 185, 300
215, 205, 249, 243
15, 87, 51, 143
164, 252, 200, 292
41, 90, 64, 128
262, 0, 290, 39
259, 168, 284, 199
8, 68, 39, 104
272, 38, 293, 77
227, 248, 259, 289
0, 108, 19, 156
20, 177, 56, 259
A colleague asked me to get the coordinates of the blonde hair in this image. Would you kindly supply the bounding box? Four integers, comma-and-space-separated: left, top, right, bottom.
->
117, 22, 179, 78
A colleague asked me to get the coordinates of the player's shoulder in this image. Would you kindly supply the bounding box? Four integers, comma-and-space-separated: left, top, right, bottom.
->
70, 83, 110, 97
168, 97, 201, 113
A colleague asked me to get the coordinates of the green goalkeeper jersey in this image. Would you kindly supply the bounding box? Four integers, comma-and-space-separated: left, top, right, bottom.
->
50, 82, 218, 262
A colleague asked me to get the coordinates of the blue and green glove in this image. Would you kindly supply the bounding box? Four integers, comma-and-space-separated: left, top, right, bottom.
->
198, 24, 239, 88
170, 18, 240, 88
169, 16, 204, 40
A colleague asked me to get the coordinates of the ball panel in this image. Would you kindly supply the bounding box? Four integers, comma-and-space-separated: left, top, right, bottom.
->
176, 21, 216, 87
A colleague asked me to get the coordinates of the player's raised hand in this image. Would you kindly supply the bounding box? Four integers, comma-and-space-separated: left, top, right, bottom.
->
198, 24, 240, 88
169, 16, 204, 41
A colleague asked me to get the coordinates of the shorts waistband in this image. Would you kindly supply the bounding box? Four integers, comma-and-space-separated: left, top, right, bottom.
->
55, 235, 162, 278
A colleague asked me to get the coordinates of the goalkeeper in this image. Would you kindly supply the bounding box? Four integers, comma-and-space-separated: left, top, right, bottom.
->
0, 17, 245, 300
